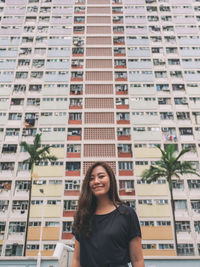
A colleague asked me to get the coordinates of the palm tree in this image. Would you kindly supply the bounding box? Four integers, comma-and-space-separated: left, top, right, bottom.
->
20, 133, 57, 256
141, 144, 200, 255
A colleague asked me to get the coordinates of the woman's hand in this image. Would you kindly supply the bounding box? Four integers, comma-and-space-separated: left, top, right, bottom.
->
72, 240, 81, 267
129, 236, 145, 267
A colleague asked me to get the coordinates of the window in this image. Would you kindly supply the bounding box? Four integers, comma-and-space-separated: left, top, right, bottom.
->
63, 221, 73, 232
29, 222, 41, 227
187, 180, 200, 189
15, 181, 30, 191
45, 222, 59, 227
159, 244, 174, 250
0, 222, 5, 233
142, 244, 156, 250
5, 244, 23, 256
155, 199, 168, 205
138, 200, 152, 205
177, 244, 194, 256
175, 200, 187, 211
9, 222, 26, 233
175, 221, 190, 232
191, 200, 200, 213
47, 200, 61, 205
12, 201, 28, 211
172, 180, 184, 190
157, 221, 171, 226
43, 244, 56, 250
26, 244, 39, 250
64, 200, 78, 210
0, 200, 9, 211
118, 162, 133, 170
140, 221, 154, 226
66, 162, 81, 171
119, 180, 134, 191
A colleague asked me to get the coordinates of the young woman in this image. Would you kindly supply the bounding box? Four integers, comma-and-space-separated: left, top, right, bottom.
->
72, 162, 145, 267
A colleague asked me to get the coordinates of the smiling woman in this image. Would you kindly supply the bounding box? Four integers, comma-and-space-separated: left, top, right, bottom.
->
72, 162, 144, 267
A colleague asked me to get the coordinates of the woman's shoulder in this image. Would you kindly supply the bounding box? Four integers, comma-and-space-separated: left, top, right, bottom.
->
118, 203, 136, 215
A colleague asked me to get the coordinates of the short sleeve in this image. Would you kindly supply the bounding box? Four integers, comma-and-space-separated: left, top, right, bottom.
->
128, 208, 142, 241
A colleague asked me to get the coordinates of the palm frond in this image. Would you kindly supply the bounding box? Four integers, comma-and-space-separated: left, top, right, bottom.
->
173, 148, 191, 164
37, 145, 52, 156
33, 133, 42, 148
20, 141, 32, 154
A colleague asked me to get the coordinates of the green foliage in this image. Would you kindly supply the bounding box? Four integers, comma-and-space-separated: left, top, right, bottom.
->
141, 144, 200, 191
20, 133, 57, 173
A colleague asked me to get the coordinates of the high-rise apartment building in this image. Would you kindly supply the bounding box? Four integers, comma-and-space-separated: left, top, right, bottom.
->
0, 0, 200, 258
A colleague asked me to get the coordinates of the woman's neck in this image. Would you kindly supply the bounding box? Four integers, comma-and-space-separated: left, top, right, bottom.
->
95, 196, 116, 214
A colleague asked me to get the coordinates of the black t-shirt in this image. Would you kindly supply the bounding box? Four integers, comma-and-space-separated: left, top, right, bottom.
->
73, 204, 141, 267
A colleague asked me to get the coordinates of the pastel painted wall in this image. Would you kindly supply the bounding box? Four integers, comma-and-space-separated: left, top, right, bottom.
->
137, 184, 168, 196
138, 204, 171, 217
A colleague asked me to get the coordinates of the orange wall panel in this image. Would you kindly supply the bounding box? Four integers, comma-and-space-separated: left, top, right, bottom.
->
142, 249, 176, 256
42, 227, 60, 240
141, 226, 173, 240
28, 226, 40, 241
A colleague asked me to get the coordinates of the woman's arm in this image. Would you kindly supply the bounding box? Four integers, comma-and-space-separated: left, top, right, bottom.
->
72, 239, 81, 267
129, 236, 145, 267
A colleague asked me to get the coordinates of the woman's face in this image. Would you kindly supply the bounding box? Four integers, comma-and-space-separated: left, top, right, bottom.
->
89, 165, 111, 198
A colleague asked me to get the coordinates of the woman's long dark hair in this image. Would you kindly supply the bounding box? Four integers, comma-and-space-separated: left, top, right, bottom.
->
72, 161, 122, 237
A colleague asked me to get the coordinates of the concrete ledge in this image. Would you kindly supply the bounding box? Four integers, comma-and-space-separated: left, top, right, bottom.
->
0, 256, 199, 267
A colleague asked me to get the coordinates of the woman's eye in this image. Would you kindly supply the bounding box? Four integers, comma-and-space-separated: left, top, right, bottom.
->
99, 176, 104, 179
89, 177, 94, 181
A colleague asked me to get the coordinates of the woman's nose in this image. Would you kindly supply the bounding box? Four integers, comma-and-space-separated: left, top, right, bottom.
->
93, 177, 100, 184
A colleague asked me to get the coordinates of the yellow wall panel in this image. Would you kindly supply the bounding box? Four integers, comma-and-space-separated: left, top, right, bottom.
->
138, 204, 170, 217
141, 226, 173, 240
135, 165, 149, 177
33, 166, 64, 177
32, 184, 62, 197
137, 184, 168, 196
44, 205, 61, 218
134, 147, 161, 158
30, 205, 61, 218
50, 147, 65, 159
142, 249, 176, 256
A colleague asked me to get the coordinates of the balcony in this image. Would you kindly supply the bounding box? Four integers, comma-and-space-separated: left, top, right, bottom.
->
133, 130, 162, 141
65, 162, 80, 177
67, 129, 82, 141
47, 48, 70, 57
40, 131, 66, 142
49, 26, 72, 35
71, 72, 83, 82
116, 113, 130, 124
132, 114, 160, 125
63, 200, 78, 217
68, 113, 82, 125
